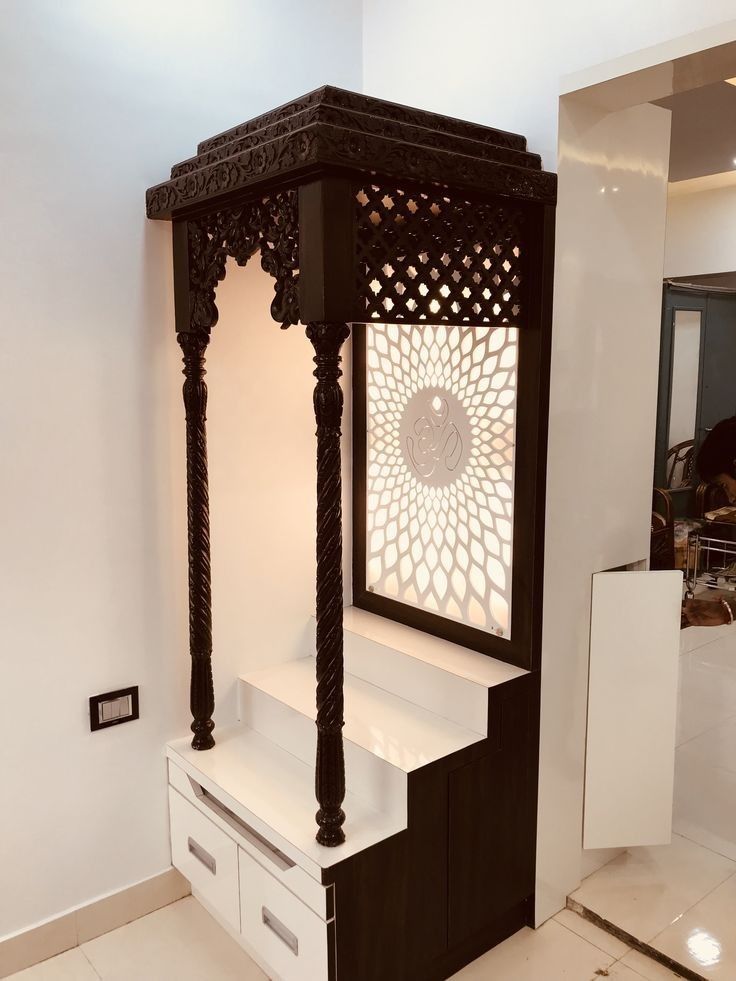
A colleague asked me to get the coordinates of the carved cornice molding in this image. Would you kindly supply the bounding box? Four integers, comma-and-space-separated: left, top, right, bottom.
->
146, 87, 556, 221
171, 105, 541, 180
196, 85, 528, 155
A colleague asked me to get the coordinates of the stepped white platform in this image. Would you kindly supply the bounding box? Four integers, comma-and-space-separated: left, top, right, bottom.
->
165, 608, 534, 980
240, 658, 482, 770
320, 607, 527, 734
167, 725, 403, 879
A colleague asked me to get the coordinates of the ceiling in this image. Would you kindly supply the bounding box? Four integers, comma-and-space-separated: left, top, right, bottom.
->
655, 81, 736, 183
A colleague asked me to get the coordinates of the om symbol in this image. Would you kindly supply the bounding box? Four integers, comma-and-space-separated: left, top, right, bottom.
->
400, 388, 471, 488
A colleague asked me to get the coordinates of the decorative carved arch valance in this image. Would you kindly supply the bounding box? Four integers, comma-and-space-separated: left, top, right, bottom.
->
185, 190, 300, 334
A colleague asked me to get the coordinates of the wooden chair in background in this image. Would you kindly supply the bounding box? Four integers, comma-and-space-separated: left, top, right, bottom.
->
665, 439, 695, 489
651, 487, 676, 570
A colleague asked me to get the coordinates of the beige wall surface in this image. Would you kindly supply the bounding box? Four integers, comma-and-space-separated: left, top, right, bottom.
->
665, 182, 736, 277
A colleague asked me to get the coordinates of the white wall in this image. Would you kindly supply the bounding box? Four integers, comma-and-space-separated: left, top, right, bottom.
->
665, 181, 736, 277
362, 1, 736, 170
0, 0, 361, 939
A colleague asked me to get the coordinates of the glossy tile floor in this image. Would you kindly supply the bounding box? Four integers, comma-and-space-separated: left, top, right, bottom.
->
8, 897, 681, 981
675, 625, 736, 863
571, 621, 736, 979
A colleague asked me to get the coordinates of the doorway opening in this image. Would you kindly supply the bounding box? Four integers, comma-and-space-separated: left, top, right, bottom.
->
546, 32, 736, 981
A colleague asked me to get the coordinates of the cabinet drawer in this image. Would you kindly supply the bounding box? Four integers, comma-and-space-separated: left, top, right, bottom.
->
240, 848, 334, 981
168, 760, 331, 919
169, 787, 240, 931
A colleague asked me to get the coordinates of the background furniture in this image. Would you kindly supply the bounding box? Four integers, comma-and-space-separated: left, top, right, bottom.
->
651, 488, 676, 570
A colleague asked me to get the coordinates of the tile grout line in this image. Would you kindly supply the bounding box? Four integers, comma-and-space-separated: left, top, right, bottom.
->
558, 909, 684, 979
608, 949, 653, 980
645, 865, 736, 950
679, 625, 732, 657
579, 847, 628, 885
671, 827, 736, 865
79, 946, 102, 980
553, 911, 626, 962
674, 708, 736, 750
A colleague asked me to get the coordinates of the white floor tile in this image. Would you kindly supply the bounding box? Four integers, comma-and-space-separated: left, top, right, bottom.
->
6, 949, 99, 980
673, 718, 736, 861
676, 633, 736, 746
599, 961, 656, 979
80, 897, 266, 981
619, 949, 685, 980
553, 908, 631, 958
650, 872, 736, 978
449, 919, 614, 979
570, 834, 736, 942
679, 622, 735, 656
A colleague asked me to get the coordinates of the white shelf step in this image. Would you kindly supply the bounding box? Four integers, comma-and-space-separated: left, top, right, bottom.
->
166, 725, 404, 882
308, 607, 528, 734
239, 658, 483, 773
239, 664, 407, 824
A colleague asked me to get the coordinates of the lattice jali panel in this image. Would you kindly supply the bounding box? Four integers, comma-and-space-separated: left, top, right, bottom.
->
365, 323, 517, 638
356, 185, 526, 325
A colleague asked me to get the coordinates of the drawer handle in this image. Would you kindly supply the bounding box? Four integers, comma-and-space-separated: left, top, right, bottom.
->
262, 906, 299, 956
187, 837, 216, 875
187, 776, 295, 872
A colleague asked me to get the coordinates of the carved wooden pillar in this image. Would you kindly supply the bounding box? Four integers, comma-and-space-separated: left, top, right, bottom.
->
178, 330, 216, 750
307, 321, 351, 846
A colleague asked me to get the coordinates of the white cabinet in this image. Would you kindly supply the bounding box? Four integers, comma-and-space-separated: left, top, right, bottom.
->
168, 762, 335, 980
239, 848, 333, 981
169, 787, 240, 930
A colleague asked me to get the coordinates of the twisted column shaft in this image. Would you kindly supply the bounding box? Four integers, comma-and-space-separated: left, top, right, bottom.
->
178, 331, 215, 751
307, 322, 350, 846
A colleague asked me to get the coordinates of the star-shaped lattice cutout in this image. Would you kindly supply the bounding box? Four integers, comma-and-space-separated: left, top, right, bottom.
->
366, 322, 517, 637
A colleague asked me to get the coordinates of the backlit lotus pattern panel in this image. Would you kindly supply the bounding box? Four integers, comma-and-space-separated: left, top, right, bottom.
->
365, 322, 517, 638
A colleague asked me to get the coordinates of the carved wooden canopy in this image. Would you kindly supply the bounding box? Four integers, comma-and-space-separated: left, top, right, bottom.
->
146, 85, 556, 332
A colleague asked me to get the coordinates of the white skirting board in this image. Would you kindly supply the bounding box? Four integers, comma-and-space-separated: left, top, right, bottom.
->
583, 570, 682, 850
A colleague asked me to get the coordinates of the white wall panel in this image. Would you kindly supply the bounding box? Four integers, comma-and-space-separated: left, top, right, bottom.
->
534, 99, 672, 921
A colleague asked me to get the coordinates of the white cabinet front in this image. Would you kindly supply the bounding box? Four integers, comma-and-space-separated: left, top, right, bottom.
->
169, 786, 240, 931
239, 847, 332, 981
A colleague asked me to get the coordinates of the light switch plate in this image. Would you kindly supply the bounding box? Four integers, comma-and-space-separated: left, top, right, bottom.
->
89, 686, 139, 731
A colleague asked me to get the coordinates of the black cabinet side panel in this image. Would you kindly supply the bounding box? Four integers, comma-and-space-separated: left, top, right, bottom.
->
447, 678, 535, 947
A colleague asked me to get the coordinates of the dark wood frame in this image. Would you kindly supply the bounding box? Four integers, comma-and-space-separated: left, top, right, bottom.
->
353, 202, 554, 672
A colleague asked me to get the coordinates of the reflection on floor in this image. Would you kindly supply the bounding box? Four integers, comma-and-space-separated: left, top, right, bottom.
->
571, 620, 736, 979
676, 625, 736, 862
7, 896, 681, 981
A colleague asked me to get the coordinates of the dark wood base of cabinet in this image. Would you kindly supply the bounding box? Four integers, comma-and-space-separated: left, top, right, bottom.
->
325, 672, 539, 980
415, 899, 531, 981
